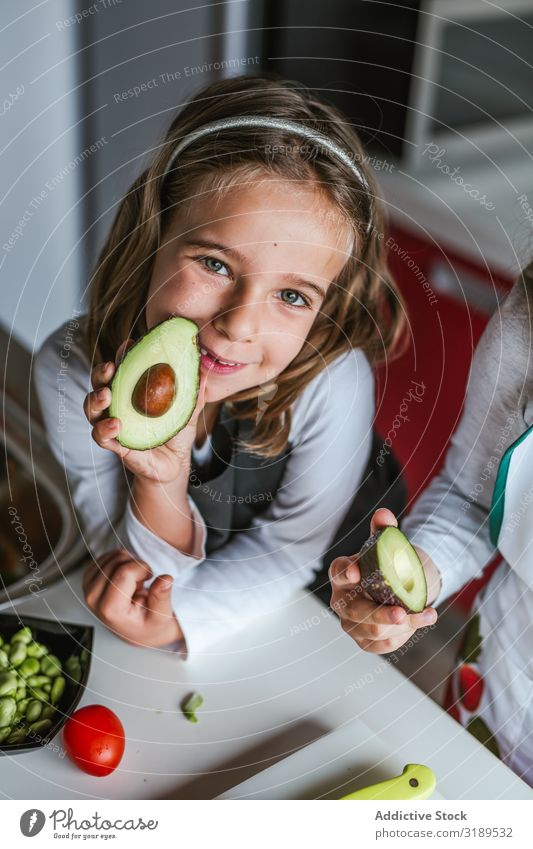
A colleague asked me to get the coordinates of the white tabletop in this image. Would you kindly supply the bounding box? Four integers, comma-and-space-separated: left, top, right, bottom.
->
0, 566, 530, 800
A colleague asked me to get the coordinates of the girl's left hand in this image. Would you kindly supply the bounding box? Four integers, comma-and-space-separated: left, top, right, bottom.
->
84, 338, 208, 484
82, 549, 183, 648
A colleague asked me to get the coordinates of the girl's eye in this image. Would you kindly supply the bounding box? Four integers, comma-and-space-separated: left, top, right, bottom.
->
199, 255, 230, 277
278, 289, 310, 309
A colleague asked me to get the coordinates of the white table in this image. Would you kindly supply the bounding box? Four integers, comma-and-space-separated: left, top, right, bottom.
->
0, 567, 530, 800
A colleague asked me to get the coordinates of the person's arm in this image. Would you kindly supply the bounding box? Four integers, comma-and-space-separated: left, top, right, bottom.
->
32, 322, 207, 572
328, 280, 531, 654
402, 282, 529, 606
162, 349, 376, 656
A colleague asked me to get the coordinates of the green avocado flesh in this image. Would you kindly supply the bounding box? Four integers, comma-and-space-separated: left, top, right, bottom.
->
358, 526, 427, 613
109, 316, 200, 450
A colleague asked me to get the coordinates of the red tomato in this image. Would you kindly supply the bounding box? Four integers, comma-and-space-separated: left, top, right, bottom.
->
63, 705, 125, 777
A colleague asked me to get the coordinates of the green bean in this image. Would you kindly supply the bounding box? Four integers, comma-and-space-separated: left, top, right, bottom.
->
0, 649, 9, 669
40, 655, 61, 678
28, 687, 49, 703
11, 627, 32, 644
27, 675, 50, 688
26, 641, 47, 658
19, 657, 40, 678
0, 696, 17, 728
0, 671, 17, 697
18, 698, 30, 715
17, 686, 26, 701
0, 726, 10, 744
50, 676, 65, 705
29, 719, 52, 734
41, 704, 56, 720
6, 726, 29, 744
9, 642, 26, 667
25, 700, 42, 723
65, 656, 82, 682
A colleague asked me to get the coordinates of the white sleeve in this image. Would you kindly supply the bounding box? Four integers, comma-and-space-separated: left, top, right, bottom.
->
33, 322, 207, 572
401, 299, 523, 606
169, 349, 375, 656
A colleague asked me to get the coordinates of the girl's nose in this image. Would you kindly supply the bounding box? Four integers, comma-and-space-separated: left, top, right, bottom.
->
213, 291, 261, 344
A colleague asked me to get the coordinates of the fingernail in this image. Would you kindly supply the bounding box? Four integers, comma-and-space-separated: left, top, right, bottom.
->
97, 388, 107, 401
160, 579, 172, 592
423, 610, 437, 624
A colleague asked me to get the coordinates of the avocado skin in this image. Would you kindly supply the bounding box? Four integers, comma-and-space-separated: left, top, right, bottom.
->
110, 316, 200, 450
358, 528, 426, 613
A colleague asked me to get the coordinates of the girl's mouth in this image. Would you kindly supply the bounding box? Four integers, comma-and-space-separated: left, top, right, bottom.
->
199, 345, 248, 375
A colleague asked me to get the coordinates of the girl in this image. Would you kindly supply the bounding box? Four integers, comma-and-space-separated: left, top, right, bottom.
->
330, 264, 533, 785
34, 73, 419, 656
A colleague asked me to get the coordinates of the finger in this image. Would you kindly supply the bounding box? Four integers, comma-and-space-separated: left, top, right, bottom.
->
98, 560, 153, 621
370, 508, 398, 535
91, 419, 132, 461
359, 635, 414, 655
82, 550, 120, 594
83, 549, 125, 592
407, 607, 438, 629
91, 361, 115, 392
83, 550, 135, 602
115, 338, 135, 367
146, 574, 174, 622
328, 556, 360, 589
83, 387, 112, 425
332, 593, 408, 627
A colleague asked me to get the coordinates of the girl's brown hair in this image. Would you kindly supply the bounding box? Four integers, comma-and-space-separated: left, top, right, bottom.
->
86, 73, 406, 457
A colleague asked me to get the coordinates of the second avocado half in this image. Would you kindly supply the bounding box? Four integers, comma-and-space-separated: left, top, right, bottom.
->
358, 526, 427, 613
109, 316, 200, 450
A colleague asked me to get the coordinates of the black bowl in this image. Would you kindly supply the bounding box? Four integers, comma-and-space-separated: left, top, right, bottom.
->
0, 613, 93, 754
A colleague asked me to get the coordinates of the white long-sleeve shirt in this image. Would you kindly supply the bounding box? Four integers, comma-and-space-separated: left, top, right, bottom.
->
34, 317, 374, 656
402, 276, 533, 781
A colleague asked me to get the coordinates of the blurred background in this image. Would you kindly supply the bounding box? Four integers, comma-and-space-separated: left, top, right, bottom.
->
2, 0, 533, 701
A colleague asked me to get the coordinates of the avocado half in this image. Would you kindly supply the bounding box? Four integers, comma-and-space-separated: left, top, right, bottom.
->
109, 316, 200, 450
358, 526, 427, 613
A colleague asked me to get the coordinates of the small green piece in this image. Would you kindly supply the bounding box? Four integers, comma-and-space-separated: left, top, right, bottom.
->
41, 704, 56, 720
65, 655, 82, 683
18, 698, 30, 715
50, 676, 65, 705
0, 696, 17, 728
466, 716, 501, 758
26, 699, 43, 723
27, 642, 47, 659
6, 726, 29, 744
40, 654, 62, 678
29, 719, 52, 735
19, 658, 40, 678
0, 671, 17, 697
461, 613, 482, 664
0, 726, 10, 744
28, 687, 49, 703
27, 675, 51, 688
9, 642, 26, 667
11, 627, 33, 645
0, 649, 8, 669
181, 692, 203, 723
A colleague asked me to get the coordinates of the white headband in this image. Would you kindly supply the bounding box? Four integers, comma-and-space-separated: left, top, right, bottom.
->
161, 115, 373, 234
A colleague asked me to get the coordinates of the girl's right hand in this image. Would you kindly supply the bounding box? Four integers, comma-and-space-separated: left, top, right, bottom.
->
83, 339, 207, 484
329, 508, 438, 654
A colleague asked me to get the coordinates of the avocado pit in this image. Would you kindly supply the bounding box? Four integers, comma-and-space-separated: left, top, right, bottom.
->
132, 363, 176, 418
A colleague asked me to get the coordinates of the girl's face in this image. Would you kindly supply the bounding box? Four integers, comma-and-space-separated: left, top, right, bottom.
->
145, 176, 353, 403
